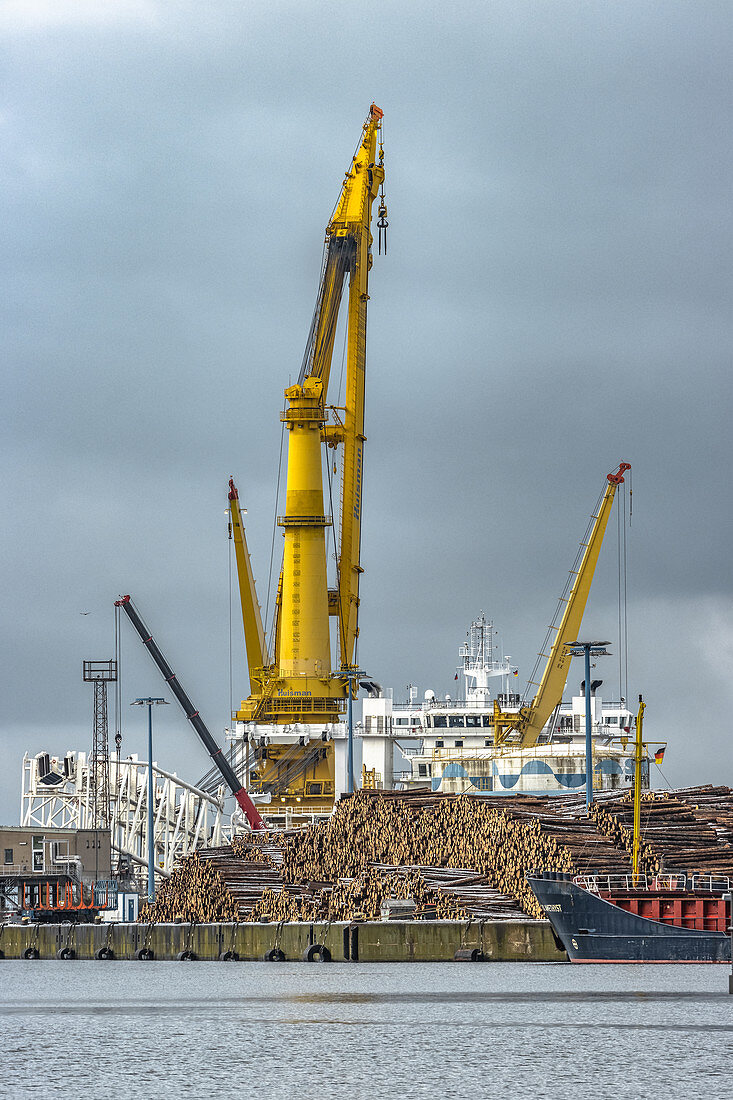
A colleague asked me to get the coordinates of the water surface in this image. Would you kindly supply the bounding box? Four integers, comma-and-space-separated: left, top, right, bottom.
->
1, 962, 730, 1098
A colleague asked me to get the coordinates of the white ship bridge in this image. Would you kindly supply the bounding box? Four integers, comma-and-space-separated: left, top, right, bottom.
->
360, 614, 645, 797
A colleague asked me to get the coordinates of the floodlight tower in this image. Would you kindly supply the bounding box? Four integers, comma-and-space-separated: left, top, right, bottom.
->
83, 659, 118, 830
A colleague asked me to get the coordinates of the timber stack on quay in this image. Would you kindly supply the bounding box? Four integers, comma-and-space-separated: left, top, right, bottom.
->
6, 787, 733, 962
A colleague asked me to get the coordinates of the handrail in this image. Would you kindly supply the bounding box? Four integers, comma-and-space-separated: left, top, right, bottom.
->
573, 872, 731, 895
574, 873, 688, 893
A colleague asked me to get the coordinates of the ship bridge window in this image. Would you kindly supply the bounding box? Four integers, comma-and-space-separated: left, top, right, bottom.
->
454, 739, 464, 748
435, 740, 444, 748
432, 716, 447, 728
394, 717, 410, 725
448, 716, 465, 728
481, 716, 493, 727
418, 764, 432, 778
465, 716, 481, 727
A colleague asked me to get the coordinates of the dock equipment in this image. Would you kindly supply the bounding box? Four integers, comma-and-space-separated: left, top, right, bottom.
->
492, 462, 631, 747
226, 105, 387, 812
114, 595, 265, 830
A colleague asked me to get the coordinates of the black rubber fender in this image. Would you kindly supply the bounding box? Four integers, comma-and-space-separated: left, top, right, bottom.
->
134, 947, 154, 961
96, 946, 114, 960
454, 947, 483, 962
302, 943, 331, 963
57, 946, 76, 960
176, 950, 197, 961
219, 950, 239, 962
22, 946, 39, 960
263, 948, 286, 962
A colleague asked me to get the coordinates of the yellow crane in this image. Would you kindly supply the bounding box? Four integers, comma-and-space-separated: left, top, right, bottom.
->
228, 105, 386, 810
493, 462, 631, 748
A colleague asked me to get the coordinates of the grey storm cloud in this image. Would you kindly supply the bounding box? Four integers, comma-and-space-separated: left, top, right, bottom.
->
2, 0, 732, 814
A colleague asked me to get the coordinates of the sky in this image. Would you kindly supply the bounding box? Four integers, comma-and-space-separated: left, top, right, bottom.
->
2, 0, 732, 819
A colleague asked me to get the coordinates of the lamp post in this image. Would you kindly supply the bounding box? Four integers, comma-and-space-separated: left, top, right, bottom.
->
565, 642, 611, 814
343, 670, 367, 795
130, 697, 168, 902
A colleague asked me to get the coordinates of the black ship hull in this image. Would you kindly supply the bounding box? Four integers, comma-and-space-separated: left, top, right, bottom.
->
528, 873, 731, 963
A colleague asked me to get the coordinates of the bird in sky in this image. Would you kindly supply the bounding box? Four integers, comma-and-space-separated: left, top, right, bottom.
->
79, 611, 91, 616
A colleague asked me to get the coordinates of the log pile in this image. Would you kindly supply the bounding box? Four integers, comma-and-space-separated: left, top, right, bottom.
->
591, 785, 733, 877
139, 787, 733, 926
249, 867, 472, 924
138, 852, 238, 924
137, 790, 633, 923
278, 790, 633, 916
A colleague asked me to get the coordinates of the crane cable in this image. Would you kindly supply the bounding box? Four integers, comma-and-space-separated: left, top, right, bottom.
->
617, 481, 629, 705
228, 525, 234, 718
327, 308, 351, 664
264, 419, 287, 653
521, 482, 608, 707
113, 602, 123, 826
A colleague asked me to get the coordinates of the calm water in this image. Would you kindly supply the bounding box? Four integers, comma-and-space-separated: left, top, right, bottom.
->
1, 962, 731, 1098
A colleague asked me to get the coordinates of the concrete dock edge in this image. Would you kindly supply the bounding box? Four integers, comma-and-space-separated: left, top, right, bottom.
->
0, 919, 566, 962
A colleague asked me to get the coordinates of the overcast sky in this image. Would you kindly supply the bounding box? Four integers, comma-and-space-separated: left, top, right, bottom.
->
2, 0, 731, 818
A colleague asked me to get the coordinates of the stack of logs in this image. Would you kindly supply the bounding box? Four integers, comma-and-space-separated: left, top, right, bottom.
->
138, 790, 626, 923
137, 786, 733, 925
276, 789, 630, 918
138, 852, 239, 924
591, 786, 733, 876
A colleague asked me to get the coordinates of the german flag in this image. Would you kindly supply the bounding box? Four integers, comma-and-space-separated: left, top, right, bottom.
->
654, 746, 666, 765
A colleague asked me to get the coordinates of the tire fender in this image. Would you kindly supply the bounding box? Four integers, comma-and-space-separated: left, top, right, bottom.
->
263, 948, 286, 962
302, 943, 331, 963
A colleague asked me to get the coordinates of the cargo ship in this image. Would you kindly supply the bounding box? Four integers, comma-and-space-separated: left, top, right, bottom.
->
528, 870, 732, 962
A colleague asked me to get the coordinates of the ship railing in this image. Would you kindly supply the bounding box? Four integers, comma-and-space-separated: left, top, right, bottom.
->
690, 874, 731, 894
573, 873, 689, 893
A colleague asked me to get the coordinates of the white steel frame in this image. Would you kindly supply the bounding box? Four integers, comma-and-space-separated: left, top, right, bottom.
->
21, 752, 224, 879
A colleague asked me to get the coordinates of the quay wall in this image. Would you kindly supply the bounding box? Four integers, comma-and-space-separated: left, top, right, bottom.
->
0, 919, 565, 962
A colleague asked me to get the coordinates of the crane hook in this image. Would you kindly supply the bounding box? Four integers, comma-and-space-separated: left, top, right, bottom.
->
377, 196, 388, 255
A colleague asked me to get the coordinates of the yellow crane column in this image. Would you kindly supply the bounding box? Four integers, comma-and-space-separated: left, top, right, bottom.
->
278, 377, 332, 679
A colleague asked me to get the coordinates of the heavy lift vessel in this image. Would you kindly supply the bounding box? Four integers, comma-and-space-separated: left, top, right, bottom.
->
225, 104, 387, 817
114, 107, 386, 826
116, 107, 633, 822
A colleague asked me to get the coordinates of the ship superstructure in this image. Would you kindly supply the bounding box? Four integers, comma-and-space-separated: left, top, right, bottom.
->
361, 612, 643, 796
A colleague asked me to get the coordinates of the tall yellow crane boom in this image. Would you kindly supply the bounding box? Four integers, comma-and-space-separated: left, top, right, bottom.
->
227, 478, 268, 693
303, 103, 385, 669
232, 105, 385, 736
495, 462, 631, 748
